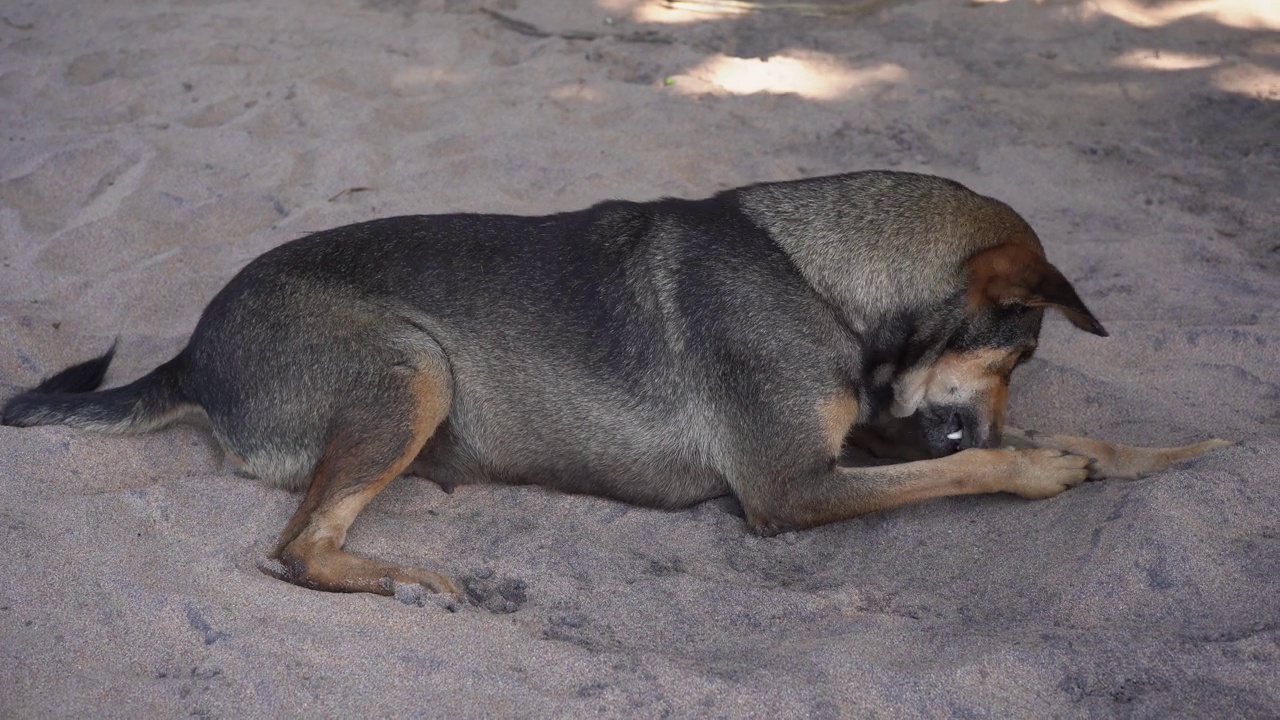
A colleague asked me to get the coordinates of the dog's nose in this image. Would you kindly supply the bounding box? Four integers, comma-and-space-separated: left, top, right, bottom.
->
961, 417, 1000, 450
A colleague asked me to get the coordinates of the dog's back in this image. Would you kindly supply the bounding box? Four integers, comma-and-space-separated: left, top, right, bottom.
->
259, 195, 848, 507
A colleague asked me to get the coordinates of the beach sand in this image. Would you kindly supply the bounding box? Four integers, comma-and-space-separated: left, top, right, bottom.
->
1, 0, 1277, 715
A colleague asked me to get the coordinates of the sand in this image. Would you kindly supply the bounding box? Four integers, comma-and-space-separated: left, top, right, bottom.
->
1, 0, 1277, 716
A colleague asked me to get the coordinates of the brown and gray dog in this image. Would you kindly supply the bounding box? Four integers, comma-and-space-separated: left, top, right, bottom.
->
2, 171, 1227, 600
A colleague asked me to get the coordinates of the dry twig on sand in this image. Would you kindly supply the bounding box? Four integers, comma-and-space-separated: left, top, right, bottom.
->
663, 0, 903, 18
481, 8, 675, 44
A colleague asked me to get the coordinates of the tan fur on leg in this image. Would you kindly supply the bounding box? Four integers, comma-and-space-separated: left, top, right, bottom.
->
261, 367, 459, 597
1002, 427, 1231, 480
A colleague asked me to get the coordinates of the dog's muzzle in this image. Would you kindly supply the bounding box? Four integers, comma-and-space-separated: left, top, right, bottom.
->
921, 405, 1000, 456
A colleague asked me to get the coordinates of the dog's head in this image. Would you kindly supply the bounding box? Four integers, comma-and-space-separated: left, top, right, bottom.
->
889, 242, 1107, 456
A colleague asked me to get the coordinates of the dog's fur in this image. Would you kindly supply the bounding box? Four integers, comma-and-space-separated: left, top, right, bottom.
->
2, 171, 1227, 598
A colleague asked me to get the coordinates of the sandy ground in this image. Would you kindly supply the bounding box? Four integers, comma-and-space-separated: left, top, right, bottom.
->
1, 0, 1277, 716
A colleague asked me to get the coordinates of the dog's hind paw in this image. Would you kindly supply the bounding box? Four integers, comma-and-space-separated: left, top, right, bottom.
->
392, 580, 460, 611
380, 567, 462, 600
257, 549, 461, 602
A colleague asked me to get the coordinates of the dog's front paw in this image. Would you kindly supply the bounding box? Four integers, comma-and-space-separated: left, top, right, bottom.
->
1088, 437, 1233, 480
1005, 448, 1090, 499
1002, 429, 1233, 481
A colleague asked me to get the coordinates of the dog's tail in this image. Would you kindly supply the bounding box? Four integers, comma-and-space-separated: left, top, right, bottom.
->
2, 344, 195, 434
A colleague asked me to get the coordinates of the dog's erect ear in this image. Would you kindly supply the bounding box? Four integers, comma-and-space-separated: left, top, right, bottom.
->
966, 243, 1109, 337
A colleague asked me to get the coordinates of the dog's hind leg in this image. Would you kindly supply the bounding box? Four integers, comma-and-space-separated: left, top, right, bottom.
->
258, 360, 459, 597
1001, 427, 1232, 481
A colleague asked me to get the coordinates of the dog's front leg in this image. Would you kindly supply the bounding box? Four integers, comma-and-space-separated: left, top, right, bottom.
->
1001, 427, 1231, 481
737, 447, 1091, 535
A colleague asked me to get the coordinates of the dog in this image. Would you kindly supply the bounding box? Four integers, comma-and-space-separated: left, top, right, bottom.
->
2, 171, 1228, 599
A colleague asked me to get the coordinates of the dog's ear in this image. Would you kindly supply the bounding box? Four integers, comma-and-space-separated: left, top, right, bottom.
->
966, 243, 1108, 337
